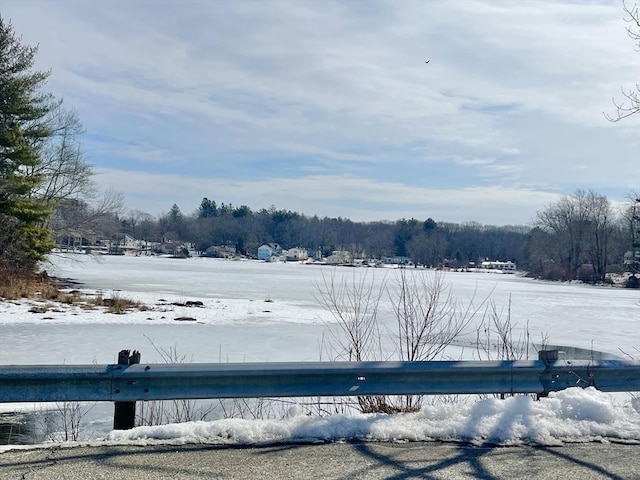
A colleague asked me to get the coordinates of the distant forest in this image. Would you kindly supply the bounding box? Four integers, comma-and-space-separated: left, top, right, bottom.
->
52, 191, 640, 284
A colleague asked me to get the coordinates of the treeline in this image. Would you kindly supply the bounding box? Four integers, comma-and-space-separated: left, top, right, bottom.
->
530, 190, 639, 283
124, 199, 532, 268
54, 192, 640, 285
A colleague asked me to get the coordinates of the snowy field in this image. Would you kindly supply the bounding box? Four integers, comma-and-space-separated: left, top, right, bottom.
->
1, 253, 640, 448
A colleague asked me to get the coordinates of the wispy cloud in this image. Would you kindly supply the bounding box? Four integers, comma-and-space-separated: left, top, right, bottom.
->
3, 0, 638, 224
95, 168, 562, 225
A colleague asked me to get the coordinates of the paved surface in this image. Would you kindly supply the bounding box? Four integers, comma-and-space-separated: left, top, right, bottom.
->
0, 441, 639, 479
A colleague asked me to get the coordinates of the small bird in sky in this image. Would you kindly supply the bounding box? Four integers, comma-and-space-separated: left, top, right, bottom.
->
425, 60, 430, 64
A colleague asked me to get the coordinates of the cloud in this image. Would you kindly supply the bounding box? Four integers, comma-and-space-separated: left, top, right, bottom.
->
3, 0, 638, 225
95, 168, 561, 225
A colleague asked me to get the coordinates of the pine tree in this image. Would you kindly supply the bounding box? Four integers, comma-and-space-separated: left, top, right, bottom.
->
0, 16, 57, 268
198, 197, 217, 218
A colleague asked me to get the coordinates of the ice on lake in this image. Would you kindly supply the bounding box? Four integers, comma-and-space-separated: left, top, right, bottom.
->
1, 254, 639, 447
5, 253, 635, 365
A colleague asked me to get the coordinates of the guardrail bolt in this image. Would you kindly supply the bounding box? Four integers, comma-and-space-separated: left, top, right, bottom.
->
113, 349, 141, 430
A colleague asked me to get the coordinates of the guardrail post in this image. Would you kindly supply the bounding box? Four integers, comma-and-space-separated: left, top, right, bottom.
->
537, 349, 560, 399
113, 349, 140, 430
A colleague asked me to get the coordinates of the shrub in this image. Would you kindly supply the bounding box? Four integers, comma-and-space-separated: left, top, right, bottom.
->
89, 293, 146, 314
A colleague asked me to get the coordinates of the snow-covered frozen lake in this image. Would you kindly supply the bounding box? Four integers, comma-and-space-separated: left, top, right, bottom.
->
1, 254, 639, 447
3, 253, 638, 365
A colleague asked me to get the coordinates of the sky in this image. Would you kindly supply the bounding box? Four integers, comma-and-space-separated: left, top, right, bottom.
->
2, 0, 640, 225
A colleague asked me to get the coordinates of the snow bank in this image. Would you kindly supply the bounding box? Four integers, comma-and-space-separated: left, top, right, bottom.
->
107, 388, 640, 446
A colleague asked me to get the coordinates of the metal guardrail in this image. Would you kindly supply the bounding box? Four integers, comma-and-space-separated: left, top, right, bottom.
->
0, 360, 546, 403
3, 357, 640, 401
2, 350, 640, 429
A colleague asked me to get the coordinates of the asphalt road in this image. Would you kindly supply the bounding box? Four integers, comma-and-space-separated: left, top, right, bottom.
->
1, 442, 639, 479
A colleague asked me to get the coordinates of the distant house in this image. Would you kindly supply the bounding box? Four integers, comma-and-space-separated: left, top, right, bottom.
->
122, 234, 142, 250
205, 245, 236, 258
57, 231, 85, 251
258, 243, 282, 261
326, 250, 352, 265
383, 256, 412, 266
155, 243, 175, 255
480, 260, 516, 272
286, 247, 309, 262
624, 250, 640, 266
155, 241, 191, 257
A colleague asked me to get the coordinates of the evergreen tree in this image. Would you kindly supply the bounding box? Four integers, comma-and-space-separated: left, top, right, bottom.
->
198, 197, 217, 218
0, 17, 57, 268
164, 203, 185, 240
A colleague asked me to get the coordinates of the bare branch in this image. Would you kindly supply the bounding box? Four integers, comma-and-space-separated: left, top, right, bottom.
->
606, 2, 640, 122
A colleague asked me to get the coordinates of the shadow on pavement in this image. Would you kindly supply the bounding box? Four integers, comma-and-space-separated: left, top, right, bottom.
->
0, 441, 634, 479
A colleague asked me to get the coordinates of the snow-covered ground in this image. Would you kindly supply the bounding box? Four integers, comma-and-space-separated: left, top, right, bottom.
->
1, 254, 640, 448
106, 387, 640, 446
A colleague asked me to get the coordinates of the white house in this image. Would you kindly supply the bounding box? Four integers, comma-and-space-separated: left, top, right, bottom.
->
326, 250, 352, 265
480, 260, 517, 272
122, 234, 142, 250
258, 243, 282, 260
286, 247, 309, 261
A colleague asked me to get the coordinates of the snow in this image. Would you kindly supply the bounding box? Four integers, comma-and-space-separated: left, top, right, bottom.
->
105, 388, 640, 446
1, 253, 640, 448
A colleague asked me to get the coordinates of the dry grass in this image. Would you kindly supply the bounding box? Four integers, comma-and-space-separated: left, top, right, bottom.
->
0, 268, 60, 301
87, 293, 147, 314
0, 267, 147, 314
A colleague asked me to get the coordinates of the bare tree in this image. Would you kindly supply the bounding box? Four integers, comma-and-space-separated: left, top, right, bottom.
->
390, 269, 485, 363
314, 269, 390, 414
474, 297, 550, 399
126, 209, 153, 239
314, 269, 385, 362
316, 268, 488, 413
20, 104, 128, 248
138, 337, 216, 426
583, 191, 616, 281
388, 269, 488, 411
620, 191, 640, 274
534, 190, 616, 281
48, 190, 125, 247
31, 108, 93, 202
606, 1, 640, 122
535, 195, 587, 279
475, 297, 535, 362
39, 401, 90, 442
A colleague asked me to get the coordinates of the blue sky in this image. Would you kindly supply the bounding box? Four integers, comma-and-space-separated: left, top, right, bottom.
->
3, 0, 639, 225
